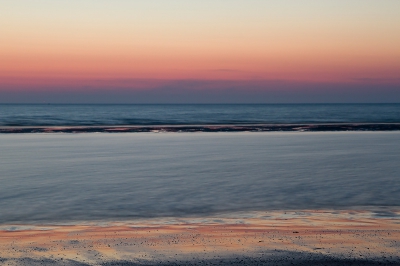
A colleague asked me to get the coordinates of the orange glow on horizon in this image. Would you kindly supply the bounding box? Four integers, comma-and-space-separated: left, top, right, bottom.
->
1, 1, 400, 92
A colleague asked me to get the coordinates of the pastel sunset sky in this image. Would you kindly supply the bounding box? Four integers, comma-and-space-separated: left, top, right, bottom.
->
1, 0, 399, 103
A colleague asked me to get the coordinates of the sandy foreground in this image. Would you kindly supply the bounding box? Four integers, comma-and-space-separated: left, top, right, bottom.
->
0, 210, 399, 266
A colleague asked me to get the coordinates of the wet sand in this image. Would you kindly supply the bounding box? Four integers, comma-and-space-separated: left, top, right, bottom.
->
0, 210, 399, 265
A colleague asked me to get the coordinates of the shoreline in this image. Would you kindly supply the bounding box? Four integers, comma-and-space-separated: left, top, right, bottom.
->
1, 210, 399, 265
1, 123, 400, 133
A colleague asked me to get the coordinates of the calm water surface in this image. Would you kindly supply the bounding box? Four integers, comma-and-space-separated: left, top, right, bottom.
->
1, 132, 399, 224
1, 104, 400, 126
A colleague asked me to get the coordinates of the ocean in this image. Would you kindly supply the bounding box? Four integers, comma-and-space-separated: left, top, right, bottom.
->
1, 103, 400, 126
0, 104, 400, 225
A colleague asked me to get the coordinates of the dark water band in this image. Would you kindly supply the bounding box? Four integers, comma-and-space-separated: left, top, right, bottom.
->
1, 123, 400, 133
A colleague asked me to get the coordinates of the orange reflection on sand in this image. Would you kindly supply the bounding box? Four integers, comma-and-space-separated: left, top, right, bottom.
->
0, 210, 399, 265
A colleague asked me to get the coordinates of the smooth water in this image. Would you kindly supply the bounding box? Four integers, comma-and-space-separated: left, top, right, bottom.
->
1, 132, 399, 224
1, 104, 400, 126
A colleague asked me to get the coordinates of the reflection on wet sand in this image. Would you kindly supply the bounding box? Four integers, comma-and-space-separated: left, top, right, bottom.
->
0, 210, 399, 265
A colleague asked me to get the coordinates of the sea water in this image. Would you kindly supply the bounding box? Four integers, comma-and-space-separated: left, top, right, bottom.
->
1, 103, 400, 126
1, 132, 399, 224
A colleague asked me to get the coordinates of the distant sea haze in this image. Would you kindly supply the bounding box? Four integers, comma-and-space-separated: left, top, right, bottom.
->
0, 103, 400, 127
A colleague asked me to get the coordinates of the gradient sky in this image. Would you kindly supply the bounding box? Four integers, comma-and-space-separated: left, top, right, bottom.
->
1, 0, 400, 103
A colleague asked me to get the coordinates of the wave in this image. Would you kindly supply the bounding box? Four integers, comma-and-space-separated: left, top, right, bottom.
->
1, 123, 400, 133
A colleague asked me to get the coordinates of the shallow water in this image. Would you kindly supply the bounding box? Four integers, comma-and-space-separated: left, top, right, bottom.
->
0, 132, 399, 224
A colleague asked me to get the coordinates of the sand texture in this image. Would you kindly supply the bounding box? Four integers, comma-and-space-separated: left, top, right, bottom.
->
0, 211, 399, 265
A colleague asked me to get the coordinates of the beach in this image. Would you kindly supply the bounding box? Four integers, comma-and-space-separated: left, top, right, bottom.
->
1, 130, 400, 265
2, 0, 400, 261
1, 210, 399, 265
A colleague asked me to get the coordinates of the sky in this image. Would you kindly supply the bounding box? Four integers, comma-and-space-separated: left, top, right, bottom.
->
1, 0, 400, 103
